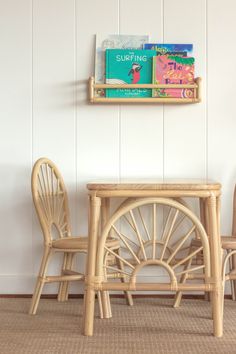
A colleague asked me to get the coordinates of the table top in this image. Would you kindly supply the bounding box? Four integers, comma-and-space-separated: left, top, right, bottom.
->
87, 179, 221, 191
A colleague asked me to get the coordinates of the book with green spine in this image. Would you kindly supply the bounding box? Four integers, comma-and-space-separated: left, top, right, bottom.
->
105, 49, 156, 98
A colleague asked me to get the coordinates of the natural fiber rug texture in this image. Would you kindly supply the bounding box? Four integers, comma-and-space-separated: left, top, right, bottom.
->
1, 297, 236, 354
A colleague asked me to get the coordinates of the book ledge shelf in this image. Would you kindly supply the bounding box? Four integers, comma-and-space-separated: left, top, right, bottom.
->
89, 76, 201, 104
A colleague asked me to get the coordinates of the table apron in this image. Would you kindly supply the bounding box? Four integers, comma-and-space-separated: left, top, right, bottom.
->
90, 190, 221, 198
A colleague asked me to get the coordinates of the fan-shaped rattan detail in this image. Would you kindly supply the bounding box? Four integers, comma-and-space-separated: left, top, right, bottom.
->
31, 158, 71, 243
96, 198, 210, 291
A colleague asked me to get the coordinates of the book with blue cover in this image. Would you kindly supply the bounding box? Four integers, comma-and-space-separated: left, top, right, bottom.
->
105, 49, 156, 98
143, 43, 193, 57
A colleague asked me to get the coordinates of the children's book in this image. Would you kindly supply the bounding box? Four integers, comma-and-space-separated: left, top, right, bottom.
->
152, 55, 195, 98
144, 43, 193, 57
105, 49, 156, 98
95, 34, 149, 96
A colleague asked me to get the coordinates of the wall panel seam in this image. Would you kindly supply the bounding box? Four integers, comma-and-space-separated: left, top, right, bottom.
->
75, 0, 78, 228
31, 0, 34, 276
162, 0, 165, 180
118, 0, 121, 181
205, 0, 208, 180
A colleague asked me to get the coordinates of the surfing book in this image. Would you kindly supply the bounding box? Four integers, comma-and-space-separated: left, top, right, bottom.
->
95, 34, 149, 97
144, 43, 193, 57
105, 49, 156, 98
152, 55, 195, 98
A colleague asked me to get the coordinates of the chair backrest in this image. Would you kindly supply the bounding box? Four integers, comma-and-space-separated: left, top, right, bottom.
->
31, 158, 72, 244
232, 185, 236, 236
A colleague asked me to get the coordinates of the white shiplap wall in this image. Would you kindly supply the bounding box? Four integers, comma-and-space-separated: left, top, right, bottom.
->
0, 0, 236, 294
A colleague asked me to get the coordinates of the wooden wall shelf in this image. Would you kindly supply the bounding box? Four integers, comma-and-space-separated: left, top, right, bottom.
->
89, 76, 201, 104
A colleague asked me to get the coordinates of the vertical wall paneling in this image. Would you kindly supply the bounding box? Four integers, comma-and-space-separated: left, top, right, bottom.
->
119, 0, 164, 178
208, 0, 236, 234
76, 0, 120, 236
164, 0, 207, 179
0, 0, 32, 292
32, 0, 76, 291
1, 0, 236, 294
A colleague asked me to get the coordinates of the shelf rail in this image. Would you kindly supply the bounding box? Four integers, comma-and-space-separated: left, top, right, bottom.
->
89, 76, 201, 104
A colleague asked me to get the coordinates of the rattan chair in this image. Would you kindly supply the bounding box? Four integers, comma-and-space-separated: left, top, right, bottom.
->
222, 185, 236, 302
174, 185, 236, 308
29, 157, 121, 315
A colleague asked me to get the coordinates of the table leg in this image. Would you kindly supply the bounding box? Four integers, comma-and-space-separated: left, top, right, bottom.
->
200, 198, 210, 302
207, 195, 223, 337
100, 198, 112, 318
83, 194, 101, 336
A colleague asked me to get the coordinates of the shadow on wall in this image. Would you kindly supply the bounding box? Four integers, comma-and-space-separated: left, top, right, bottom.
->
36, 79, 89, 111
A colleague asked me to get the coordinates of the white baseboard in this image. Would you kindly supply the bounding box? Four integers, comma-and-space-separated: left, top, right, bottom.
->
0, 275, 84, 294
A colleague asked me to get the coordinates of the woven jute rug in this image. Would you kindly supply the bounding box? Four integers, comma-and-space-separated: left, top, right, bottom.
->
0, 297, 236, 354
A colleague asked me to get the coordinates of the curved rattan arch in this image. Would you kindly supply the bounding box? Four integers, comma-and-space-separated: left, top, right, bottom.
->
96, 197, 210, 289
130, 259, 177, 286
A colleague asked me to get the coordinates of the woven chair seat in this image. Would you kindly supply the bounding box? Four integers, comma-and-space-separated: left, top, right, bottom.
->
52, 236, 120, 251
221, 236, 236, 250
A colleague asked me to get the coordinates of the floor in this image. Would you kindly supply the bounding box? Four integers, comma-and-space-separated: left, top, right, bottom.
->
1, 297, 236, 354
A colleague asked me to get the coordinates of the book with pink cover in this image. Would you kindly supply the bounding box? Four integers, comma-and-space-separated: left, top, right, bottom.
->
152, 55, 195, 98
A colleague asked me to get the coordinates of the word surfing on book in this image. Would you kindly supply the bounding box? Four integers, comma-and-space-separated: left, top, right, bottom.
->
95, 35, 196, 99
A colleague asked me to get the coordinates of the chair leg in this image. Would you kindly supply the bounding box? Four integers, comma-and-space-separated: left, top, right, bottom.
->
58, 252, 74, 302
101, 291, 112, 318
221, 279, 225, 321
97, 291, 104, 318
227, 249, 236, 300
115, 249, 133, 306
231, 253, 236, 300
57, 252, 68, 302
221, 249, 236, 320
174, 243, 208, 307
98, 250, 112, 319
222, 252, 228, 320
29, 246, 51, 315
173, 257, 192, 308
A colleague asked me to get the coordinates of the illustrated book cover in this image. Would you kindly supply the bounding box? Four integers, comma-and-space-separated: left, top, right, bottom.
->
105, 49, 156, 98
152, 55, 195, 98
144, 43, 193, 57
95, 34, 149, 96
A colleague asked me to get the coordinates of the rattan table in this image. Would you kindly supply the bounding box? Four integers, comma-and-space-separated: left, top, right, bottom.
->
83, 179, 223, 337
